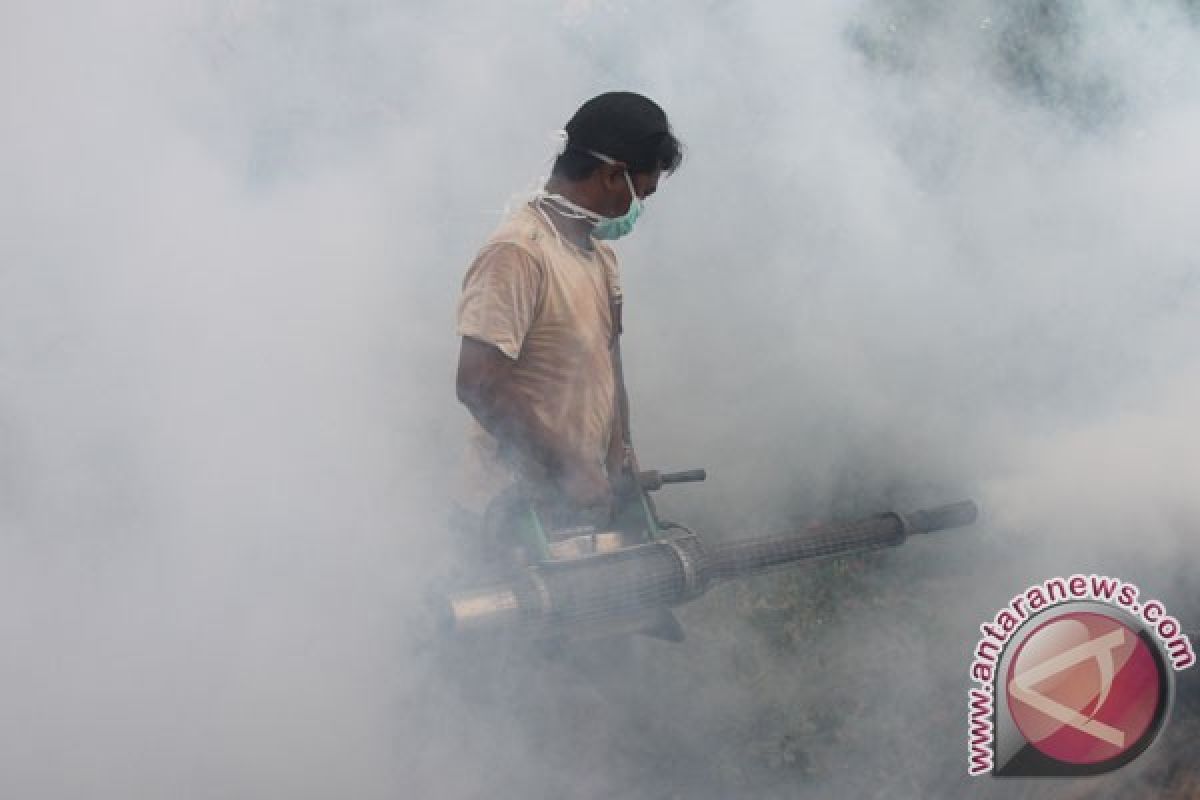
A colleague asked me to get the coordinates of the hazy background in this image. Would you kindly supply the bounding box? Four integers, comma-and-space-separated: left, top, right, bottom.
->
2, 1, 1197, 798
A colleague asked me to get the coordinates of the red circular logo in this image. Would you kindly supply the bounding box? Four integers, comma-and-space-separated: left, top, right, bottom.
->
1005, 611, 1164, 765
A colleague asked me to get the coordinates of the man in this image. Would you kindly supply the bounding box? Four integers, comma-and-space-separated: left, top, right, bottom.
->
454, 92, 683, 543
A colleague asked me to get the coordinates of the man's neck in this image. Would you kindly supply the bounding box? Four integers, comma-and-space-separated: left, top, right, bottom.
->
542, 177, 597, 250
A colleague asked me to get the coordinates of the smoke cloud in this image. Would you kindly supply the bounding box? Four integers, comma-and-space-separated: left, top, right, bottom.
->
2, 0, 1197, 797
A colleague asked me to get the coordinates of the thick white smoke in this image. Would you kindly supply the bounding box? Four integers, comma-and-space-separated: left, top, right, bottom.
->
2, 1, 1197, 798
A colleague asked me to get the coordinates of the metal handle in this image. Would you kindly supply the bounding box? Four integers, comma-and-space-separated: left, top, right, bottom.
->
638, 468, 707, 491
660, 468, 706, 484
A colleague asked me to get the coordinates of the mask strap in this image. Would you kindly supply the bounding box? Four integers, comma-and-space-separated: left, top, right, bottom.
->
531, 143, 636, 242
530, 195, 562, 247
622, 171, 637, 201
551, 129, 569, 157
535, 191, 603, 222
579, 147, 638, 203
580, 147, 615, 165
532, 191, 604, 248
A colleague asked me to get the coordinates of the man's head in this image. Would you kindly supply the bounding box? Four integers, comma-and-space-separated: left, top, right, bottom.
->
550, 92, 683, 219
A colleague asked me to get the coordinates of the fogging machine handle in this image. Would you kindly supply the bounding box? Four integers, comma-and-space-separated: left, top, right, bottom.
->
637, 468, 707, 492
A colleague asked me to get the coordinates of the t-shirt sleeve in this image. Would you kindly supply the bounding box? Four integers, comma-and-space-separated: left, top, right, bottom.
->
456, 243, 544, 360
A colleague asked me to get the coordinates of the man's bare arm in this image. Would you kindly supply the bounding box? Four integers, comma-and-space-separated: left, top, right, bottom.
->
456, 337, 610, 508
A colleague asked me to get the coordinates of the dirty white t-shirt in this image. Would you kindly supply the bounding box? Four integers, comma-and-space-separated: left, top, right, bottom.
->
455, 201, 622, 513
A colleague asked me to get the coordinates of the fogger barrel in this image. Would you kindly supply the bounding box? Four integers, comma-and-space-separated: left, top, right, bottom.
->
439, 500, 977, 638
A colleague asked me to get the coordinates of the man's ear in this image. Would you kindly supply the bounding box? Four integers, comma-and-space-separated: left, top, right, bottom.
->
602, 163, 627, 189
